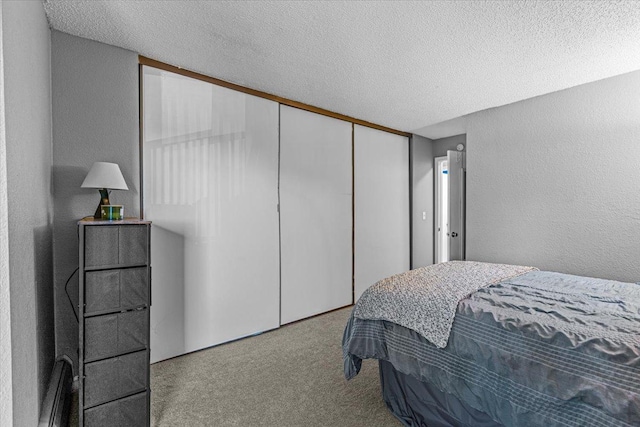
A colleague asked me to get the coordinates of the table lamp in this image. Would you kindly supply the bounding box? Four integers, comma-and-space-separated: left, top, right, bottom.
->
81, 162, 129, 218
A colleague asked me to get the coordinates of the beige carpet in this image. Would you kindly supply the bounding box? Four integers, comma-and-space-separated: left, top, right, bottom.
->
150, 307, 400, 427
68, 307, 400, 426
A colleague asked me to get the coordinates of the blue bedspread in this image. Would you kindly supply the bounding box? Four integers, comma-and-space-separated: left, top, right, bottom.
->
343, 270, 640, 427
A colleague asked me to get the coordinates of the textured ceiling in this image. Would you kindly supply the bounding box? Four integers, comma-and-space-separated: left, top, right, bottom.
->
43, 0, 640, 138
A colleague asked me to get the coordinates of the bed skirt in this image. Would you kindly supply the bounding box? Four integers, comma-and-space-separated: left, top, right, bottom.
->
379, 360, 503, 427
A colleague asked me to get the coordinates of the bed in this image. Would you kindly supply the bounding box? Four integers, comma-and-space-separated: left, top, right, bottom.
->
343, 261, 640, 427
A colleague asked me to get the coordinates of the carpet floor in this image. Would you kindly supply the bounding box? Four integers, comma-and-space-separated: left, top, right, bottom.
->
151, 306, 400, 426
69, 306, 400, 426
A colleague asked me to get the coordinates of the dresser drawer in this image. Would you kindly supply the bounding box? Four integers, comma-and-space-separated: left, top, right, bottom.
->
85, 267, 149, 315
84, 309, 148, 361
84, 224, 149, 268
83, 391, 148, 427
83, 350, 148, 408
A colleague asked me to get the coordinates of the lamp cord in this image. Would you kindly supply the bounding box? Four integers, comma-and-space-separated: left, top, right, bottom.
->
65, 267, 80, 323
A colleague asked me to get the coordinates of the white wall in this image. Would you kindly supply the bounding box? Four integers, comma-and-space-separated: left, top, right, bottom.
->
51, 31, 139, 372
1, 1, 54, 425
466, 71, 640, 283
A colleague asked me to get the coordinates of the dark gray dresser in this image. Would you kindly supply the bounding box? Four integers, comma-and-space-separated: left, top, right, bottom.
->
78, 218, 151, 426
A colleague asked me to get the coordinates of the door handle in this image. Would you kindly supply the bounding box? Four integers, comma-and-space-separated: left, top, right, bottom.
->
451, 232, 458, 237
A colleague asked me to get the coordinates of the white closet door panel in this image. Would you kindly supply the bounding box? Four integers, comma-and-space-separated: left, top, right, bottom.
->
143, 67, 280, 362
280, 106, 353, 324
354, 125, 410, 301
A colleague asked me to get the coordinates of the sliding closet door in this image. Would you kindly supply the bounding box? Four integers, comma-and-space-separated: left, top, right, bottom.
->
354, 125, 410, 301
142, 66, 280, 362
280, 106, 352, 324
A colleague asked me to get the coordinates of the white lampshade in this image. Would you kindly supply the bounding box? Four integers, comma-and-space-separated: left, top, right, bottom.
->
81, 162, 129, 190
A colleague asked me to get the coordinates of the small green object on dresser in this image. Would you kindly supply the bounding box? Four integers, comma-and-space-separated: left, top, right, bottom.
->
100, 205, 123, 220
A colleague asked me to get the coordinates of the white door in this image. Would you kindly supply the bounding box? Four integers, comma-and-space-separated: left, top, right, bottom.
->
279, 106, 353, 324
354, 125, 410, 301
434, 156, 449, 263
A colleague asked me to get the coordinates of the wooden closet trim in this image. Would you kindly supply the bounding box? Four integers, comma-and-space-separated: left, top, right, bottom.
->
139, 56, 410, 137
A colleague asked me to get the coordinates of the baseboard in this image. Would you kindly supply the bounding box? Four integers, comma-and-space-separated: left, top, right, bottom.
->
38, 358, 73, 427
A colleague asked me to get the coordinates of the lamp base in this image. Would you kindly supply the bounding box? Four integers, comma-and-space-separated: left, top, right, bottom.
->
93, 188, 111, 219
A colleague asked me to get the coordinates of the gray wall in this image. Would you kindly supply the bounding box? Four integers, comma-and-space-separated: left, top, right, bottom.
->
51, 31, 140, 372
2, 1, 54, 425
433, 134, 466, 158
0, 4, 11, 423
411, 133, 466, 268
411, 135, 434, 268
433, 134, 467, 262
466, 70, 640, 283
